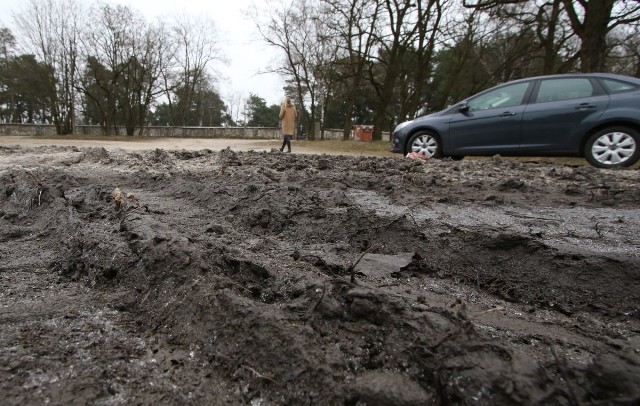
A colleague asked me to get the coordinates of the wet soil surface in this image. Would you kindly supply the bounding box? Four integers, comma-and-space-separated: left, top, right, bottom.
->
1, 145, 639, 405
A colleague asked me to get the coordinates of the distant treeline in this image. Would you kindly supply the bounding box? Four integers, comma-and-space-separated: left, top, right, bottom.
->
1, 0, 639, 140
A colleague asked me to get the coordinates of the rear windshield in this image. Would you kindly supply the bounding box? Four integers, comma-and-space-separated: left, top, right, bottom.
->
601, 79, 640, 94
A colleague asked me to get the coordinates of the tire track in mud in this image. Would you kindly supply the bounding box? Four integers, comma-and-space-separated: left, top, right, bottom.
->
348, 188, 640, 315
79, 171, 549, 404
0, 165, 237, 405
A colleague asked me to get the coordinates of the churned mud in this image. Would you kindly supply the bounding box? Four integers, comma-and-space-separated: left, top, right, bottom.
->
1, 144, 639, 405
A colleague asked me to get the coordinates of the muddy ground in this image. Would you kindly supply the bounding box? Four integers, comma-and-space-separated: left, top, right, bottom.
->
0, 143, 639, 405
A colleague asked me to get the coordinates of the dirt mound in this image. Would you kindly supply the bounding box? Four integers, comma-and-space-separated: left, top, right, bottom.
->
1, 146, 639, 405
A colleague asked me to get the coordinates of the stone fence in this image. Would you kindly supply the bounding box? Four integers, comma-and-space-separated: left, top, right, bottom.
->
0, 123, 389, 141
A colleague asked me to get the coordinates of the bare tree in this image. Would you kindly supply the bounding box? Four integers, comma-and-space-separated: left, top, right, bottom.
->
80, 4, 170, 135
308, 11, 343, 139
323, 0, 381, 139
395, 0, 447, 122
253, 0, 330, 139
129, 21, 172, 134
367, 0, 447, 140
429, 8, 493, 110
562, 0, 640, 72
464, 0, 640, 72
531, 0, 578, 73
165, 13, 224, 126
225, 91, 245, 125
467, 0, 579, 75
0, 27, 17, 122
0, 28, 15, 60
15, 0, 84, 134
607, 21, 640, 77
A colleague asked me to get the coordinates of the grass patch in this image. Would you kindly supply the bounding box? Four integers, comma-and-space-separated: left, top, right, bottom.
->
295, 139, 395, 157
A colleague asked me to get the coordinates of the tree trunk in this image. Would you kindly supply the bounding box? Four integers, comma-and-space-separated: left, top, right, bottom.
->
342, 101, 354, 141
581, 0, 614, 71
540, 0, 561, 74
563, 0, 615, 72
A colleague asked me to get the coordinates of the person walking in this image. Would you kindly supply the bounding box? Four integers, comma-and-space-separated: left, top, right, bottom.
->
279, 96, 297, 153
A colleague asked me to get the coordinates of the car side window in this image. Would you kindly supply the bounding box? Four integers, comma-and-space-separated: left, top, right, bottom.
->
601, 79, 640, 94
466, 82, 529, 112
535, 78, 594, 103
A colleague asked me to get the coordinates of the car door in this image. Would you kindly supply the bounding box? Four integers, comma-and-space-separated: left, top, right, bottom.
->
447, 81, 531, 154
520, 77, 609, 153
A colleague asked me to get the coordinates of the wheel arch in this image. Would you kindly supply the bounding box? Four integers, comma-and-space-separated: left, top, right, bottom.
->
580, 120, 640, 157
403, 126, 444, 155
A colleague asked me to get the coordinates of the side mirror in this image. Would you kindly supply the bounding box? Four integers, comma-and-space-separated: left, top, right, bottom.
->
459, 104, 469, 113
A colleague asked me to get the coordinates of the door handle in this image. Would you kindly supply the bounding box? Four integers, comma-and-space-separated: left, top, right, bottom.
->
500, 112, 517, 117
575, 103, 595, 110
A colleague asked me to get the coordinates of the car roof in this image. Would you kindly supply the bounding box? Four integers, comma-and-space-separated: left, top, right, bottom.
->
508, 72, 640, 85
444, 72, 640, 111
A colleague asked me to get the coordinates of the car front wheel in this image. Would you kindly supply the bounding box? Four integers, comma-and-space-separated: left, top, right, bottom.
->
406, 131, 442, 158
585, 127, 639, 168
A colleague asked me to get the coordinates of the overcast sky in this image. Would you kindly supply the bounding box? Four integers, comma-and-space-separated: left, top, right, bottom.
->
0, 0, 285, 105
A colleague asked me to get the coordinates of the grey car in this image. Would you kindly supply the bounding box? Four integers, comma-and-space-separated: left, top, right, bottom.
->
391, 73, 640, 168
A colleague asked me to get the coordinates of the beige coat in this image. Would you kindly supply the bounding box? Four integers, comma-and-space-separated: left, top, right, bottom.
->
279, 104, 297, 136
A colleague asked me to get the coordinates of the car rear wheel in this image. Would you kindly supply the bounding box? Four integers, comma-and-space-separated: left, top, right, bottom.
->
406, 131, 442, 158
585, 127, 639, 168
